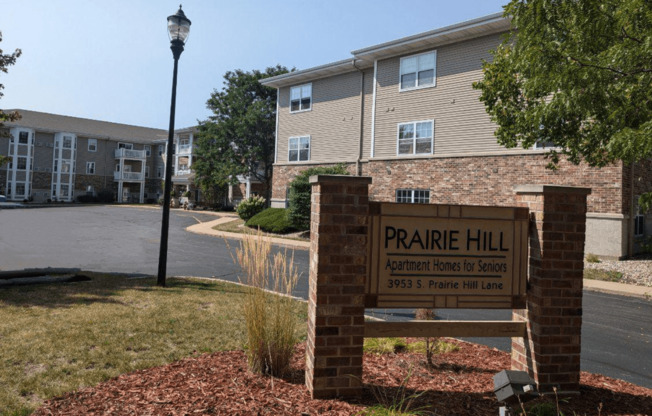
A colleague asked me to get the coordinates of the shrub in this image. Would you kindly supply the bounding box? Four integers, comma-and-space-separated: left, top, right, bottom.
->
245, 208, 296, 234
287, 164, 349, 230
96, 189, 115, 203
76, 194, 98, 203
585, 253, 601, 263
235, 230, 300, 377
236, 195, 266, 221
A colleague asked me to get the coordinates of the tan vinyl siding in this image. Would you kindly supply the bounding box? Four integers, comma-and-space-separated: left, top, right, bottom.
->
277, 71, 363, 164
372, 33, 512, 158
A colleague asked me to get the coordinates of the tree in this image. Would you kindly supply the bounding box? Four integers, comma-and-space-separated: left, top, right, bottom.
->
473, 0, 652, 208
194, 65, 290, 205
0, 31, 22, 167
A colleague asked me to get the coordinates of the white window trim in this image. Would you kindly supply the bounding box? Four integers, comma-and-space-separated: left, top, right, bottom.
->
118, 142, 134, 150
396, 120, 434, 156
86, 161, 95, 175
288, 135, 311, 162
144, 145, 151, 156
396, 189, 430, 204
289, 83, 312, 114
88, 138, 97, 152
399, 50, 437, 92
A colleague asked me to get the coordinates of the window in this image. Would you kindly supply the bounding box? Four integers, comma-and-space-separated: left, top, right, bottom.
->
86, 162, 95, 174
178, 138, 190, 151
400, 51, 436, 90
157, 166, 163, 178
396, 189, 430, 204
18, 131, 29, 144
288, 136, 310, 162
145, 145, 151, 156
88, 139, 97, 152
158, 145, 164, 155
118, 142, 133, 150
53, 160, 58, 172
61, 161, 71, 173
15, 183, 26, 196
63, 136, 73, 149
145, 166, 150, 178
290, 84, 312, 112
534, 139, 556, 149
17, 157, 27, 170
115, 164, 120, 172
398, 120, 433, 155
635, 214, 645, 237
60, 184, 69, 198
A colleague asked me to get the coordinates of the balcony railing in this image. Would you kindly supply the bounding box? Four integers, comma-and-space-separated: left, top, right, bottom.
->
177, 145, 192, 154
115, 148, 146, 159
114, 171, 144, 181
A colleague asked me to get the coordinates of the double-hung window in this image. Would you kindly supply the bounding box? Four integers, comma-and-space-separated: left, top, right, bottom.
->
86, 162, 95, 174
88, 138, 97, 152
397, 120, 433, 155
288, 136, 310, 162
290, 84, 312, 112
145, 145, 151, 156
396, 189, 430, 204
400, 51, 436, 91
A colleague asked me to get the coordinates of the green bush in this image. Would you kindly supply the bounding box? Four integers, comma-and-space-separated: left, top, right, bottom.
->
287, 164, 349, 230
246, 208, 296, 234
236, 195, 266, 221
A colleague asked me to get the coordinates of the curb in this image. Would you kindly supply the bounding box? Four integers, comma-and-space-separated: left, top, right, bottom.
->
185, 217, 310, 251
583, 279, 651, 300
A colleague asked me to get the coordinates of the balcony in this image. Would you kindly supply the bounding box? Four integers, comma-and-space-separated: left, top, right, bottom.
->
114, 171, 144, 181
177, 145, 192, 155
115, 148, 146, 159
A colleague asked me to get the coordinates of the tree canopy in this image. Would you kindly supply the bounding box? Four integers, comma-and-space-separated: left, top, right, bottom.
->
474, 0, 651, 171
193, 65, 289, 204
0, 31, 22, 167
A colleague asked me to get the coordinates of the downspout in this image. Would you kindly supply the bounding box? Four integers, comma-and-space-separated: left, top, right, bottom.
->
628, 163, 635, 258
274, 88, 280, 165
370, 59, 378, 158
352, 60, 365, 176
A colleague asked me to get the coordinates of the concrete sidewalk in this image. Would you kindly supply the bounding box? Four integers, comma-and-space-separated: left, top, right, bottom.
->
186, 214, 650, 300
185, 214, 310, 251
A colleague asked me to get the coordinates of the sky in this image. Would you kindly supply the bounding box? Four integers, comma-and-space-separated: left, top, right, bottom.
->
1, 0, 508, 130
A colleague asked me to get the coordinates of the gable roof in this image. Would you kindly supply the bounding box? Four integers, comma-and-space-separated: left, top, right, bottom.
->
261, 12, 510, 88
4, 109, 167, 143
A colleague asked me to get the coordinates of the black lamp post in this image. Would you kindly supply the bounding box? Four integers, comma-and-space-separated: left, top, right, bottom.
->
157, 5, 191, 287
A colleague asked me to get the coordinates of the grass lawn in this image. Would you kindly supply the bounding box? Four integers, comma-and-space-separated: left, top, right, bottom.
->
0, 274, 307, 415
584, 268, 623, 282
212, 218, 308, 242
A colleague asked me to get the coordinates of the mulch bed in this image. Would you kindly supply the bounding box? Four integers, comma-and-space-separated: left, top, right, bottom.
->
33, 339, 651, 415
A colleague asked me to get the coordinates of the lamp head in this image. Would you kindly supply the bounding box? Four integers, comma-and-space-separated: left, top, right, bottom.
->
167, 5, 191, 44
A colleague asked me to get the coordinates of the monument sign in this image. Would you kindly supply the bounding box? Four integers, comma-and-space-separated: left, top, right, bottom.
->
366, 202, 529, 309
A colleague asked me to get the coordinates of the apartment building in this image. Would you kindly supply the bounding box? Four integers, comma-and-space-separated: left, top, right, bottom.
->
260, 12, 652, 259
1, 110, 166, 203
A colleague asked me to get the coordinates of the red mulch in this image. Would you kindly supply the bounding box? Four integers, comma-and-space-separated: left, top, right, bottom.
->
33, 339, 651, 415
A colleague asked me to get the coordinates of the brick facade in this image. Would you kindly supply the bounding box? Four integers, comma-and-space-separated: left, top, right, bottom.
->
271, 163, 357, 203
362, 155, 622, 215
512, 185, 590, 394
273, 155, 624, 215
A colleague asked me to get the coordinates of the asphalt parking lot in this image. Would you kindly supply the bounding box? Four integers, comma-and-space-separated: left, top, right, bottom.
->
0, 205, 245, 279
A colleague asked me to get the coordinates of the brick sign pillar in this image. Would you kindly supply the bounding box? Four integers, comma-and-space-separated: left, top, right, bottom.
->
513, 185, 591, 394
305, 174, 372, 399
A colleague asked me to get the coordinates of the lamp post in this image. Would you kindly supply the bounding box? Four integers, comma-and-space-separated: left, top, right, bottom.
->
158, 5, 191, 287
